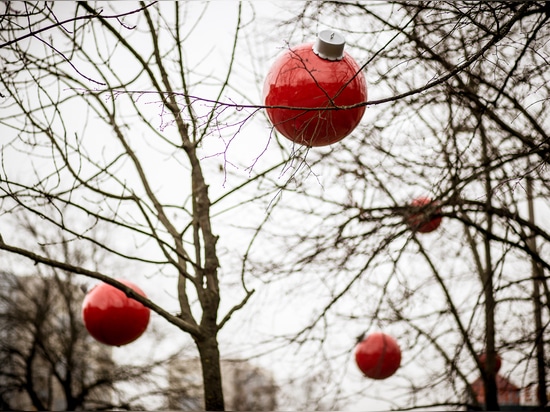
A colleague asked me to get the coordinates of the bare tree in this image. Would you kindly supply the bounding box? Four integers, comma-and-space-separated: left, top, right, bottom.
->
247, 1, 550, 410
0, 2, 266, 409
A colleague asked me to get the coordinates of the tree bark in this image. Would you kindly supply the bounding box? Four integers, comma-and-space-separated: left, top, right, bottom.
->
195, 334, 225, 411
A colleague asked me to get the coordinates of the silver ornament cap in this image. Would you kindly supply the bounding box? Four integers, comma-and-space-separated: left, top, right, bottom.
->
312, 30, 345, 61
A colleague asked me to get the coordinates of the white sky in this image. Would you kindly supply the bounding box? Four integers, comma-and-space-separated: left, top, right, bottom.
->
2, 1, 547, 410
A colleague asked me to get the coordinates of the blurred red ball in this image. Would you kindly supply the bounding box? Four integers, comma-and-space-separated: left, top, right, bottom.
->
355, 332, 401, 379
478, 352, 502, 373
263, 43, 367, 147
82, 280, 150, 346
407, 197, 442, 233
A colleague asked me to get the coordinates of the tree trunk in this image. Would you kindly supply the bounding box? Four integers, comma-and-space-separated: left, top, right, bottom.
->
526, 176, 548, 407
195, 335, 225, 411
480, 121, 499, 411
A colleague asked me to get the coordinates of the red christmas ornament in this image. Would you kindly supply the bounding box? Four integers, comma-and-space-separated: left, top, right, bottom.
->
407, 196, 442, 233
263, 30, 367, 147
478, 352, 502, 373
82, 279, 150, 346
355, 332, 401, 380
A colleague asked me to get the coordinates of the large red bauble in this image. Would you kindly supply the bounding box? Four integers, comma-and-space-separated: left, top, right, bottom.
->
263, 43, 367, 147
407, 196, 442, 233
355, 332, 401, 380
82, 280, 150, 346
478, 352, 502, 373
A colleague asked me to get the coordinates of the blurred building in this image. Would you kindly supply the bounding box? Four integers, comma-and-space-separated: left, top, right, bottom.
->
166, 358, 278, 411
0, 273, 114, 411
470, 374, 520, 408
467, 373, 550, 411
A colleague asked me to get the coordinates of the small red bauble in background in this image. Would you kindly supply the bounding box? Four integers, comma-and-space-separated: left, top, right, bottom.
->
478, 352, 502, 373
263, 30, 367, 147
355, 332, 402, 379
82, 279, 150, 346
407, 196, 443, 233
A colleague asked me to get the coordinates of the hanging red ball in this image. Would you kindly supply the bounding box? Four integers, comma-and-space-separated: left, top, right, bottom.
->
478, 352, 502, 373
355, 332, 402, 380
407, 196, 443, 233
82, 279, 150, 346
263, 31, 367, 147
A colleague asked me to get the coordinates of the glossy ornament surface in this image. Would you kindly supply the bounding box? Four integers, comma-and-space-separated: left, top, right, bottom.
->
355, 332, 401, 379
263, 34, 367, 147
478, 352, 502, 373
82, 279, 150, 346
407, 196, 442, 233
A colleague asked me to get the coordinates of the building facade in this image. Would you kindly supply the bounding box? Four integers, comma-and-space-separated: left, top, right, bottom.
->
166, 358, 278, 411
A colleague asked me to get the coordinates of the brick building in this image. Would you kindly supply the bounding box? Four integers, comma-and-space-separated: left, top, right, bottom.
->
470, 374, 521, 407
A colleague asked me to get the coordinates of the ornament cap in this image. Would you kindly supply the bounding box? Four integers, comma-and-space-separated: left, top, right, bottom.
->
313, 30, 345, 61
